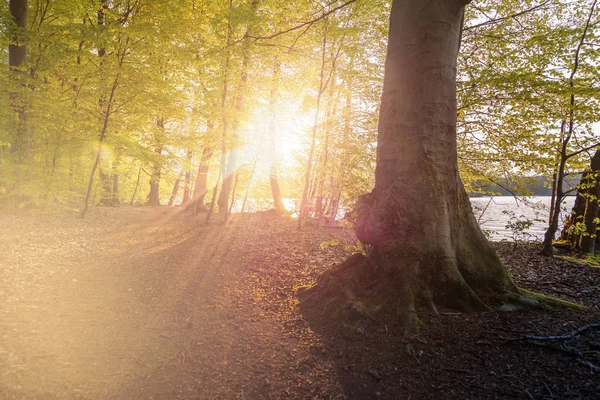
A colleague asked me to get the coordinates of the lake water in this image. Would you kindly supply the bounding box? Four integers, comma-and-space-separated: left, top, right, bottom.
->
470, 196, 575, 242
242, 196, 574, 243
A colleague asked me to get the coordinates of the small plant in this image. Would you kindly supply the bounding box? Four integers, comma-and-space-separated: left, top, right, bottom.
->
502, 210, 544, 249
320, 239, 340, 249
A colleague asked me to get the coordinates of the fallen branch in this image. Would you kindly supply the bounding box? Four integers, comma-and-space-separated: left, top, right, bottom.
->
505, 323, 600, 341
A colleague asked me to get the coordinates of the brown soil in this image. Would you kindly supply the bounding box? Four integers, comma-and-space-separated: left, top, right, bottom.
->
1, 207, 599, 399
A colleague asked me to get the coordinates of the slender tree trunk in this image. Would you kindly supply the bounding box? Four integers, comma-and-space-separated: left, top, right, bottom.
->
315, 82, 338, 221
168, 170, 185, 207
80, 75, 119, 218
268, 61, 287, 215
9, 0, 28, 161
242, 158, 258, 213
193, 146, 213, 213
228, 171, 240, 215
270, 167, 286, 215
208, 8, 232, 223
81, 0, 121, 218
99, 148, 112, 206
147, 147, 162, 206
111, 155, 120, 206
299, 0, 515, 333
182, 149, 192, 204
542, 0, 597, 256
146, 118, 164, 206
218, 39, 252, 219
299, 31, 328, 227
130, 164, 143, 204
330, 190, 342, 220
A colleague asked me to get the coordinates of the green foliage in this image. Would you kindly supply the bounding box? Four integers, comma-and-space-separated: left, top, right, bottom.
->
0, 0, 599, 222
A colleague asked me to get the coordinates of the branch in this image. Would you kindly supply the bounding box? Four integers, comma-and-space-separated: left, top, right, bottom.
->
565, 142, 600, 160
463, 1, 550, 31
248, 0, 357, 41
569, 0, 598, 84
505, 323, 600, 341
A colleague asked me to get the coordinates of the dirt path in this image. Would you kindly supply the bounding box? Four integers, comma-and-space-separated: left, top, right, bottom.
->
2, 207, 599, 399
0, 207, 335, 399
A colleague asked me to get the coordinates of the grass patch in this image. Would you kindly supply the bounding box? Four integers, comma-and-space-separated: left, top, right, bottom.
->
519, 288, 586, 310
556, 254, 600, 268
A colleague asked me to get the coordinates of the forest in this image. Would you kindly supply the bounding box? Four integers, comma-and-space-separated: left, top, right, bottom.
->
1, 0, 600, 399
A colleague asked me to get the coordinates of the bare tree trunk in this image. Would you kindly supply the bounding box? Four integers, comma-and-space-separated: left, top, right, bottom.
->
130, 163, 143, 204
193, 146, 213, 213
242, 158, 258, 213
560, 151, 600, 247
168, 170, 184, 207
299, 0, 515, 334
299, 30, 328, 227
99, 148, 112, 206
81, 75, 119, 218
81, 1, 124, 218
268, 61, 287, 215
577, 150, 600, 253
542, 0, 597, 256
9, 0, 28, 161
208, 7, 232, 223
146, 118, 164, 206
182, 150, 192, 204
218, 2, 255, 220
316, 82, 338, 222
111, 155, 120, 206
270, 167, 286, 215
228, 171, 240, 215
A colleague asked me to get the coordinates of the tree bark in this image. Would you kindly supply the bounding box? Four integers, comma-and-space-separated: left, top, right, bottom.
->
168, 170, 184, 207
130, 164, 143, 204
111, 155, 120, 207
192, 146, 213, 213
577, 150, 600, 253
99, 148, 112, 206
541, 0, 597, 256
270, 168, 286, 215
9, 0, 28, 160
560, 151, 600, 248
299, 30, 328, 227
9, 0, 27, 67
299, 0, 515, 333
228, 171, 240, 215
182, 150, 192, 204
268, 60, 287, 216
146, 117, 164, 206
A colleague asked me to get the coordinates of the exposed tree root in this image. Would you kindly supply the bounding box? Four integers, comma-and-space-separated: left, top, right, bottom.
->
297, 245, 518, 335
297, 247, 583, 335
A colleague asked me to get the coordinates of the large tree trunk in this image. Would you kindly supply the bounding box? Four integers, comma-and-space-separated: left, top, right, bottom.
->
299, 0, 516, 333
9, 0, 28, 162
9, 0, 27, 67
560, 149, 600, 249
560, 186, 587, 246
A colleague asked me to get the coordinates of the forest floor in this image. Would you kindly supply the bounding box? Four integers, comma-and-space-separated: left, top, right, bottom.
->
1, 206, 599, 400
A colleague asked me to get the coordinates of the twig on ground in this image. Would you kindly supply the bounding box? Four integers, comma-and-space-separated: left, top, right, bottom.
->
504, 323, 600, 341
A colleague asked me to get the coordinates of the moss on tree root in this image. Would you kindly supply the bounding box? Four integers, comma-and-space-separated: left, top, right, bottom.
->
297, 249, 580, 335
